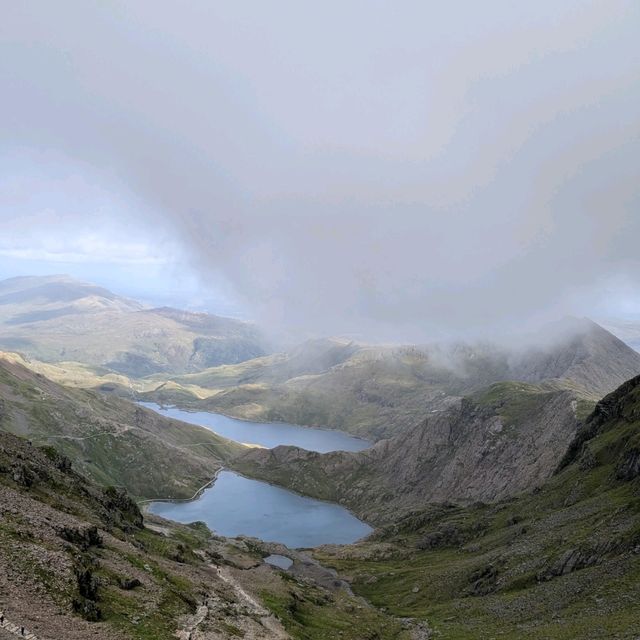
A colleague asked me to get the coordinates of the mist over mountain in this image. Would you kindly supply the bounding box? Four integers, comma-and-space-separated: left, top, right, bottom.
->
2, 2, 639, 341
2, 3, 640, 639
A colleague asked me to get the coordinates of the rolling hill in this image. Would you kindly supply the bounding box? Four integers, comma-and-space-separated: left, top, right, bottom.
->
0, 275, 268, 376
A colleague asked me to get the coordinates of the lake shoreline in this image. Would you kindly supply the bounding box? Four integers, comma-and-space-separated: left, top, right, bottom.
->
138, 466, 224, 510
139, 401, 370, 452
141, 399, 372, 447
147, 469, 373, 548
140, 402, 373, 547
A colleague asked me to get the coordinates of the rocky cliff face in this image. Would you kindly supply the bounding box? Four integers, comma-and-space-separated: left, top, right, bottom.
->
233, 383, 580, 523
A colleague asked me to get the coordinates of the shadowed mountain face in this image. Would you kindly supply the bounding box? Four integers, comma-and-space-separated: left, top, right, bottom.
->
0, 275, 268, 376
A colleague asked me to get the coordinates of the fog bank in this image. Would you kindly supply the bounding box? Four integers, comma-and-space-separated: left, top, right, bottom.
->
1, 1, 639, 341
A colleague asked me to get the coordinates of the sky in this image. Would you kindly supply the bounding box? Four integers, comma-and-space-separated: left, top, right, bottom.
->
1, 1, 639, 341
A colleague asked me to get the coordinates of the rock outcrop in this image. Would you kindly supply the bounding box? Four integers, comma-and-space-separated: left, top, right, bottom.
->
234, 383, 580, 523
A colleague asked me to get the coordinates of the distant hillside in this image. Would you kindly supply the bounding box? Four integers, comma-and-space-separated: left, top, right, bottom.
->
147, 318, 640, 439
0, 353, 244, 499
0, 275, 268, 376
312, 373, 640, 639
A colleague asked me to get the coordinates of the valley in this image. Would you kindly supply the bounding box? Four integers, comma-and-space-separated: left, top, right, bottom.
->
1, 276, 640, 639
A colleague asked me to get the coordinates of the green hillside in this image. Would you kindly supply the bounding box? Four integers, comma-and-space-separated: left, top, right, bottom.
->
309, 374, 640, 638
0, 353, 244, 500
0, 275, 268, 376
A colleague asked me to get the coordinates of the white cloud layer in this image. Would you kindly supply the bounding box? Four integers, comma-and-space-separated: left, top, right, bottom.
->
1, 1, 639, 340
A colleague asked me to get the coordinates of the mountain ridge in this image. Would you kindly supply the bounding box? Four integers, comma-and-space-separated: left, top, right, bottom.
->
149, 318, 640, 439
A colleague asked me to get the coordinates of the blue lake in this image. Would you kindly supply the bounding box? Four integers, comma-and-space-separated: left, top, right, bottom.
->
139, 402, 370, 452
142, 403, 373, 547
148, 470, 373, 548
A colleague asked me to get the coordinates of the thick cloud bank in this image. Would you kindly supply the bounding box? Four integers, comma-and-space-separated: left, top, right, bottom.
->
1, 1, 639, 340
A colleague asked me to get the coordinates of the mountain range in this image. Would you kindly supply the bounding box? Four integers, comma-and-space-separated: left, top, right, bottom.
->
0, 275, 268, 377
1, 275, 640, 638
145, 317, 640, 440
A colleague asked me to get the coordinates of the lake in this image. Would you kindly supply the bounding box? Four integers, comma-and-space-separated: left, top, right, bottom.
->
139, 402, 369, 452
148, 470, 372, 548
143, 403, 373, 547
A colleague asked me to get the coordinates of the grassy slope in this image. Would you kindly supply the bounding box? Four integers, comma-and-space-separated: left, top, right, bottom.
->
0, 430, 203, 640
143, 343, 516, 440
312, 375, 640, 639
0, 353, 245, 499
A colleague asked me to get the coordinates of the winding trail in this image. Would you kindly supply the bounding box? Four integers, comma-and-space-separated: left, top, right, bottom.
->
137, 468, 223, 506
46, 424, 132, 442
0, 616, 39, 639
173, 563, 289, 640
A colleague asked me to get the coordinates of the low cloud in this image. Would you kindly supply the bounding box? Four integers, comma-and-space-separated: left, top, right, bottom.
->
1, 1, 639, 341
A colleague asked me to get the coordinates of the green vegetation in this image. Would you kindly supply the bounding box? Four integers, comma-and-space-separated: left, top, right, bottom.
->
0, 354, 245, 500
312, 376, 640, 638
472, 380, 596, 425
260, 586, 410, 640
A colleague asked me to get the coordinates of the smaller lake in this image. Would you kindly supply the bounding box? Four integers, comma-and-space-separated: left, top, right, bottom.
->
149, 471, 373, 548
139, 402, 369, 452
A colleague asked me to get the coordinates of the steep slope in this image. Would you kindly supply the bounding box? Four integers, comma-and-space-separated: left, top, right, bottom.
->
0, 429, 421, 640
0, 275, 267, 376
601, 317, 640, 353
0, 429, 294, 639
232, 382, 583, 523
313, 374, 640, 639
0, 353, 244, 499
507, 317, 640, 398
147, 319, 640, 440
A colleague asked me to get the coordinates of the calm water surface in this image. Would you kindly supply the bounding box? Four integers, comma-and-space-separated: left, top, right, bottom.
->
143, 401, 372, 546
149, 471, 372, 548
139, 402, 369, 452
